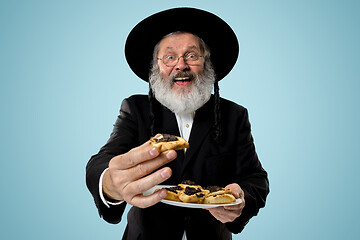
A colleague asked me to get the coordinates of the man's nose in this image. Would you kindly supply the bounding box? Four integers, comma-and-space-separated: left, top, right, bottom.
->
175, 56, 189, 71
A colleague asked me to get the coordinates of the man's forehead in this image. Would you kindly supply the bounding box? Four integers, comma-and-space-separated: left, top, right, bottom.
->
159, 33, 201, 51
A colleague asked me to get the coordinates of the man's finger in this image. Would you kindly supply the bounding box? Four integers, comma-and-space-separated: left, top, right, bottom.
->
129, 188, 168, 209
110, 141, 160, 169
224, 202, 243, 211
225, 183, 242, 198
123, 167, 172, 197
208, 206, 241, 223
124, 150, 176, 182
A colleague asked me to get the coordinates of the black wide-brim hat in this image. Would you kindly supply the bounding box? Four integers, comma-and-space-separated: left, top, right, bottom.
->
125, 7, 239, 82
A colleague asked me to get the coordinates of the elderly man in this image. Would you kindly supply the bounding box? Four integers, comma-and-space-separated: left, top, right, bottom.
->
86, 7, 269, 240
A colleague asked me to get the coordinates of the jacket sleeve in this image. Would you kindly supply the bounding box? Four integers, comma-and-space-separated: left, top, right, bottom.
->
85, 97, 140, 223
226, 107, 269, 233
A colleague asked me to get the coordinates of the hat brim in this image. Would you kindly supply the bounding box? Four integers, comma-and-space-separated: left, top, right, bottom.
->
125, 7, 239, 82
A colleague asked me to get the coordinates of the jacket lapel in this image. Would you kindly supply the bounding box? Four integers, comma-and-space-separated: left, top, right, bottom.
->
159, 107, 180, 136
181, 97, 214, 173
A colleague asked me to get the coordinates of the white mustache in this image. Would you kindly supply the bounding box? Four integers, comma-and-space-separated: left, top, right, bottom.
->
170, 71, 196, 82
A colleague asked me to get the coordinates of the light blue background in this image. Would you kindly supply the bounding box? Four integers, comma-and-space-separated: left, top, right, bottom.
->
1, 0, 359, 239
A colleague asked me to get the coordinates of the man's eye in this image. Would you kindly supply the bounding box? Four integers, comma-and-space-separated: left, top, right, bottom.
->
187, 53, 197, 59
166, 55, 176, 60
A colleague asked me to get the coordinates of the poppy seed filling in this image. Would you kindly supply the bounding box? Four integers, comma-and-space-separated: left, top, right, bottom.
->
166, 186, 183, 193
154, 134, 178, 142
184, 187, 202, 195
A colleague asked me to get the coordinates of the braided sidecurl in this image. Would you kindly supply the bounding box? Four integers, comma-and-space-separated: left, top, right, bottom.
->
148, 85, 156, 136
213, 79, 222, 144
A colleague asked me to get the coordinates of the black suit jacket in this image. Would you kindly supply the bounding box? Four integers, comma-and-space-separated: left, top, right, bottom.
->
86, 95, 269, 240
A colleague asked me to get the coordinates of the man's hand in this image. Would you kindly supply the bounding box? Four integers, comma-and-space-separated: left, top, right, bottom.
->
207, 183, 245, 223
102, 140, 177, 208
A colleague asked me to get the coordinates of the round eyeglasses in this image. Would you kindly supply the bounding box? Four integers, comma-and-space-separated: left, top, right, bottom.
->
157, 52, 204, 67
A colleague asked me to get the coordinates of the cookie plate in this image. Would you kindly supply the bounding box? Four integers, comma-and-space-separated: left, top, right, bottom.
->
143, 185, 242, 209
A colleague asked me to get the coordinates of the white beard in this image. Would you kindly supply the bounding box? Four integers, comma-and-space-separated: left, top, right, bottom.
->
149, 65, 215, 115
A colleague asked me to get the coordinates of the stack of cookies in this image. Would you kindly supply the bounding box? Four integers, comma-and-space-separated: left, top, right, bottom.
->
156, 180, 236, 204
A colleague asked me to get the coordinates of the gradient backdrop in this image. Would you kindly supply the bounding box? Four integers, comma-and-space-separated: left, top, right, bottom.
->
1, 0, 359, 239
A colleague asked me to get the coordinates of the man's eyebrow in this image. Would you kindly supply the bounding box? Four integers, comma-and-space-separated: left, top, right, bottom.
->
165, 45, 199, 51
